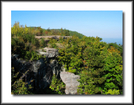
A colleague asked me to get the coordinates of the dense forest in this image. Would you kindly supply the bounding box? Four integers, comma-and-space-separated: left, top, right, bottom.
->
11, 22, 123, 95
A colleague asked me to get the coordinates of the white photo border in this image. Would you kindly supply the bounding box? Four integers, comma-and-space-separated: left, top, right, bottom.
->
1, 1, 133, 104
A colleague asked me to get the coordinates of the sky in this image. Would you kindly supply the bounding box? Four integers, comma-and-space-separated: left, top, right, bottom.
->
11, 11, 123, 44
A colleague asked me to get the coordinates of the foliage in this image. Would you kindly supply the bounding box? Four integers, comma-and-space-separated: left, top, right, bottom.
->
69, 30, 85, 38
77, 70, 100, 95
104, 89, 120, 95
48, 38, 58, 48
55, 35, 123, 95
64, 29, 70, 36
11, 22, 45, 61
12, 22, 85, 38
39, 38, 47, 48
11, 22, 123, 95
11, 67, 33, 95
108, 43, 123, 56
24, 51, 44, 61
49, 75, 65, 94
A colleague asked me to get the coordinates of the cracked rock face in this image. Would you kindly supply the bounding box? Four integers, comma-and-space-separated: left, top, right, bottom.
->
50, 60, 61, 79
60, 71, 80, 94
11, 54, 53, 90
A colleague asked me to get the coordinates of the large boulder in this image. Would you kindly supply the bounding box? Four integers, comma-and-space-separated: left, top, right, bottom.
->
60, 71, 80, 94
36, 47, 58, 58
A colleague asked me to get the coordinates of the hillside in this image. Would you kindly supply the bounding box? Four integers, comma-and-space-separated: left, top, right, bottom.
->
53, 29, 85, 39
27, 26, 85, 39
69, 30, 85, 38
11, 22, 123, 95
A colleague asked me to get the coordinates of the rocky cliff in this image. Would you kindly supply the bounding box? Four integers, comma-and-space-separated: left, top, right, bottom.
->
11, 47, 80, 94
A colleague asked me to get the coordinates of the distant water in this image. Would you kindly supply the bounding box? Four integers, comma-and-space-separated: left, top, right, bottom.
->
100, 38, 123, 45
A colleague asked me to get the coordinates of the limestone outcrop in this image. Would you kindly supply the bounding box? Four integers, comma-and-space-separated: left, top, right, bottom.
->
12, 45, 81, 94
36, 47, 58, 58
35, 36, 72, 40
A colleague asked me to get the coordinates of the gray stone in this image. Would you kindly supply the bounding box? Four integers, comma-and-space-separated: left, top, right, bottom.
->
49, 60, 61, 79
35, 36, 72, 40
61, 65, 66, 72
60, 71, 80, 94
55, 43, 65, 49
36, 47, 58, 58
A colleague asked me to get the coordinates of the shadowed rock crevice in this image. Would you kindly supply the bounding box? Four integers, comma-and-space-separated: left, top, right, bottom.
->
11, 54, 62, 94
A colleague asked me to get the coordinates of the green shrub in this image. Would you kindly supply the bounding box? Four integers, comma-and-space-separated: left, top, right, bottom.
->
24, 51, 44, 61
104, 89, 120, 95
11, 67, 33, 95
48, 39, 58, 48
49, 75, 65, 94
39, 38, 46, 48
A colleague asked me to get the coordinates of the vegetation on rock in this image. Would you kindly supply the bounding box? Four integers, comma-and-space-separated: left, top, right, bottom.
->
11, 22, 123, 95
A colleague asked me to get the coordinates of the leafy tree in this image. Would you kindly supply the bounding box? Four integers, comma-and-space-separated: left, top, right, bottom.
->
65, 29, 70, 36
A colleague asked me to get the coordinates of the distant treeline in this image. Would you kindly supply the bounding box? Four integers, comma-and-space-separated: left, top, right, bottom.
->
12, 22, 85, 39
